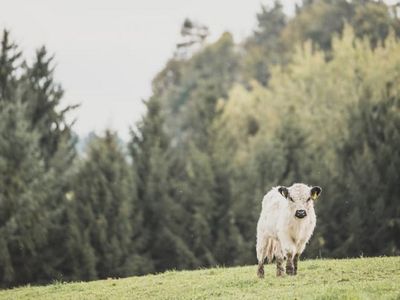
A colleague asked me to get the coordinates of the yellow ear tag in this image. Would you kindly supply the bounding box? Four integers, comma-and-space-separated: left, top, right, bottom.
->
311, 192, 318, 200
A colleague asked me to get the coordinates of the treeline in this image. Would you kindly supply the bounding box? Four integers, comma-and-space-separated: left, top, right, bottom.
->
1, 0, 400, 288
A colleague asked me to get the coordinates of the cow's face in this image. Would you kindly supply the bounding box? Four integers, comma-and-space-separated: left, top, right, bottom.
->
278, 184, 322, 219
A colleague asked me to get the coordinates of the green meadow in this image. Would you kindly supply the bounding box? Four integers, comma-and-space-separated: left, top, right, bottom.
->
1, 256, 399, 300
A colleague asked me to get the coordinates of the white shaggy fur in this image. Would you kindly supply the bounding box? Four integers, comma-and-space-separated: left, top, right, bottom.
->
256, 183, 321, 277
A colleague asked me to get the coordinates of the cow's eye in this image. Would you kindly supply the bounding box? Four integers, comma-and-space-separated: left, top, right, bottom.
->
289, 197, 295, 202
306, 197, 311, 202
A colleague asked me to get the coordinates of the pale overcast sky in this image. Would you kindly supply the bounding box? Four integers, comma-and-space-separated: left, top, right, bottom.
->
0, 0, 308, 139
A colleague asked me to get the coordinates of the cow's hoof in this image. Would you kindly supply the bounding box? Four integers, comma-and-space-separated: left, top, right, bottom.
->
286, 268, 295, 276
257, 266, 264, 279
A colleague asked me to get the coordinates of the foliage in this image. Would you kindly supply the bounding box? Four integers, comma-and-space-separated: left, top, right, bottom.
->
129, 97, 197, 272
66, 131, 145, 279
283, 0, 400, 52
242, 1, 287, 85
0, 101, 52, 287
0, 30, 77, 287
333, 86, 400, 257
0, 30, 21, 101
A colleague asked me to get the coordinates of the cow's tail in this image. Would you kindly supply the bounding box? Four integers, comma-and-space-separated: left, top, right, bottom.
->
266, 238, 276, 263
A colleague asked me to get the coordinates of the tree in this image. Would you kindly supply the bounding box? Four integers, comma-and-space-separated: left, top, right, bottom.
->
0, 101, 52, 287
211, 161, 245, 266
68, 131, 145, 279
282, 0, 354, 51
283, 0, 400, 52
130, 97, 196, 272
352, 1, 400, 47
154, 31, 239, 147
21, 46, 77, 168
175, 18, 209, 59
150, 31, 244, 269
0, 30, 80, 286
333, 87, 400, 257
211, 25, 400, 260
0, 30, 21, 102
169, 142, 217, 267
242, 1, 287, 85
60, 200, 97, 281
19, 44, 77, 284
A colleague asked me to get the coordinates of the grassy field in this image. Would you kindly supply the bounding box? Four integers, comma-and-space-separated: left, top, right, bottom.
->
0, 256, 399, 299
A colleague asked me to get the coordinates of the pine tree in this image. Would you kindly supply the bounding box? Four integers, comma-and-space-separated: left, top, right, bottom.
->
275, 110, 310, 186
352, 1, 400, 47
284, 0, 399, 52
20, 46, 77, 168
129, 97, 196, 272
69, 131, 145, 279
169, 142, 216, 267
60, 201, 97, 281
154, 32, 238, 148
0, 101, 52, 287
212, 165, 245, 266
0, 30, 21, 102
334, 87, 400, 256
243, 1, 287, 85
19, 45, 78, 283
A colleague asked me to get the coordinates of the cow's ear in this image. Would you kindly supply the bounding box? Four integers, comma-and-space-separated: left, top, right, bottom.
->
310, 186, 322, 200
278, 186, 289, 198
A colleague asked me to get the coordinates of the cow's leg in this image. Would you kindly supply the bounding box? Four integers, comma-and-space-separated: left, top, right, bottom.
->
277, 233, 296, 277
294, 242, 306, 275
286, 252, 295, 275
293, 254, 299, 275
256, 249, 266, 279
275, 241, 285, 277
256, 234, 269, 278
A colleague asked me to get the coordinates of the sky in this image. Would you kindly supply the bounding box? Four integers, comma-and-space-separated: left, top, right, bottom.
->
1, 0, 300, 139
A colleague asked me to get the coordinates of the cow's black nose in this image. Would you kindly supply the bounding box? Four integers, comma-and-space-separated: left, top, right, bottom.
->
295, 210, 307, 219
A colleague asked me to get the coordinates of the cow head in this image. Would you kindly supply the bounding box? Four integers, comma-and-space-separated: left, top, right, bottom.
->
278, 184, 322, 219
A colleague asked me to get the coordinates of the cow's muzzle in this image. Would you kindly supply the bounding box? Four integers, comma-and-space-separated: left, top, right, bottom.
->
295, 210, 307, 219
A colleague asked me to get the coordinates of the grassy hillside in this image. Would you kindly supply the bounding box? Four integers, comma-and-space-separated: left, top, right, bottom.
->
1, 257, 399, 299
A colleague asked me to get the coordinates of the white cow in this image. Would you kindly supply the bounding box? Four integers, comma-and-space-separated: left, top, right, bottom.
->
256, 183, 322, 278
